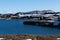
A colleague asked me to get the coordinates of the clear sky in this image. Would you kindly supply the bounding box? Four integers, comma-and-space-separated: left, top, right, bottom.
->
0, 0, 60, 13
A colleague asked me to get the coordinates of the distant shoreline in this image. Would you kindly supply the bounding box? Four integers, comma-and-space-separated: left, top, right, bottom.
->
0, 10, 60, 20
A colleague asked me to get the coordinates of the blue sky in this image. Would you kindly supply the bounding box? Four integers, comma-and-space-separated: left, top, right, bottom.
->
0, 0, 60, 13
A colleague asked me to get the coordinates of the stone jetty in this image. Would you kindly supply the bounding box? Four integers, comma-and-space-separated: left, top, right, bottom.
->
23, 18, 60, 28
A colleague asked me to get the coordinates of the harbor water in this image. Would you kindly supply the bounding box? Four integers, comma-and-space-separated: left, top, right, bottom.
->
0, 19, 60, 35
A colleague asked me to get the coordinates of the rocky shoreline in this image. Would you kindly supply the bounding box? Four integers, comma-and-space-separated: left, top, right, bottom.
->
0, 34, 60, 40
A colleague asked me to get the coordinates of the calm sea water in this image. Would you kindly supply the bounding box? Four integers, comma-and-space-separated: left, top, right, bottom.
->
0, 19, 60, 35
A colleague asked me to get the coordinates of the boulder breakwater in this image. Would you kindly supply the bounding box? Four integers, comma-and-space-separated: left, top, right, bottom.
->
23, 19, 60, 28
